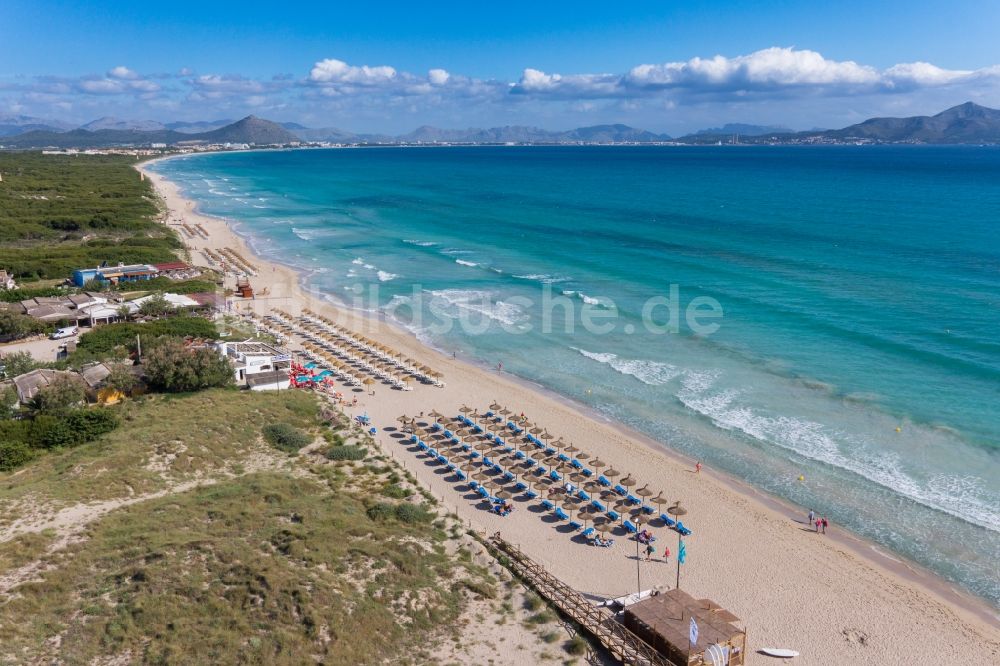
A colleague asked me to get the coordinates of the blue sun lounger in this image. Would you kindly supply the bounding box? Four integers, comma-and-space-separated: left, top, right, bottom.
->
576, 490, 590, 501
641, 505, 655, 515
502, 471, 515, 483
514, 450, 526, 460
660, 513, 676, 527
591, 500, 607, 513
675, 521, 692, 536
614, 484, 628, 496
623, 520, 638, 534
455, 470, 467, 481
581, 527, 595, 539
598, 475, 612, 487
540, 499, 555, 510
554, 508, 570, 521
568, 520, 582, 531
417, 441, 428, 451
475, 486, 491, 500
626, 494, 641, 506
570, 458, 584, 469
607, 510, 621, 522
513, 481, 528, 492
549, 470, 562, 481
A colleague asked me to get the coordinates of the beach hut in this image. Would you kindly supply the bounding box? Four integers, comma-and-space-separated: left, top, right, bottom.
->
623, 588, 747, 665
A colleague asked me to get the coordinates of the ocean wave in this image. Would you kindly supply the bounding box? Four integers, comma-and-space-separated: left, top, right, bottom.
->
403, 239, 436, 247
351, 257, 364, 265
573, 348, 680, 386
377, 270, 398, 282
292, 227, 316, 241
561, 290, 610, 307
676, 371, 1000, 532
455, 259, 478, 267
514, 273, 571, 284
428, 289, 528, 327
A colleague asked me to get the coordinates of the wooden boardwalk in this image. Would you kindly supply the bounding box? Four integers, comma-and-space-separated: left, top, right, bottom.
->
488, 534, 682, 666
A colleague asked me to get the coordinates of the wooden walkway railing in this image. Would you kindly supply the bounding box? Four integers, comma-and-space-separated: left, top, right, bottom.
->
488, 534, 682, 666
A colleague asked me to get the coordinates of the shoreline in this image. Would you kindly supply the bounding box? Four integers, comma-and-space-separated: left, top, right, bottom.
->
139, 154, 1000, 664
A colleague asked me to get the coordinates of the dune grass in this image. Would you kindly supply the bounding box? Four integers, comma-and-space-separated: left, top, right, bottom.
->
0, 389, 493, 663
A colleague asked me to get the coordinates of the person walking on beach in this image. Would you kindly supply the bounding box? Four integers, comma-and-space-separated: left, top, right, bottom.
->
821, 517, 828, 534
808, 509, 815, 526
815, 518, 822, 533
695, 461, 702, 474
645, 543, 656, 562
497, 361, 503, 373
662, 546, 670, 564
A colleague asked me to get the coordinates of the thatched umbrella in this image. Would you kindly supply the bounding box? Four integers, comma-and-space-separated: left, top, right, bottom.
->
498, 407, 512, 416
584, 481, 603, 495
569, 472, 587, 484
562, 443, 579, 456
482, 479, 499, 491
495, 489, 513, 500
603, 467, 621, 480
620, 474, 637, 490
541, 430, 555, 441
594, 520, 614, 536
576, 451, 591, 461
529, 426, 543, 435
635, 484, 654, 506
474, 442, 493, 452
460, 462, 477, 473
429, 409, 443, 419
472, 471, 489, 482
667, 501, 689, 588
459, 405, 473, 414
651, 492, 668, 515
590, 458, 607, 471
490, 401, 501, 411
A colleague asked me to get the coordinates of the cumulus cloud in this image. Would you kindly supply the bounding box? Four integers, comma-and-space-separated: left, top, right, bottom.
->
428, 68, 450, 85
309, 58, 397, 85
108, 66, 140, 80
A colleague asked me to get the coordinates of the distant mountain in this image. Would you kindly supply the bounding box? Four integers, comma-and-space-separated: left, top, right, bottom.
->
195, 116, 297, 144
79, 117, 166, 132
0, 114, 72, 137
280, 122, 309, 130
694, 123, 790, 136
821, 102, 1000, 143
166, 119, 233, 133
398, 123, 669, 144
1, 115, 297, 148
287, 126, 361, 142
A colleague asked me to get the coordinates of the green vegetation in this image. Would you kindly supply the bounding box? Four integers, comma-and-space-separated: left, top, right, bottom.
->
0, 389, 490, 663
0, 153, 180, 280
142, 338, 234, 393
0, 310, 49, 340
262, 422, 312, 452
75, 316, 219, 356
326, 444, 368, 461
128, 276, 218, 294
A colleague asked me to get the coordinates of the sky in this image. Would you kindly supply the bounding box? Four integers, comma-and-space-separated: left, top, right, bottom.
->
2, 0, 1000, 134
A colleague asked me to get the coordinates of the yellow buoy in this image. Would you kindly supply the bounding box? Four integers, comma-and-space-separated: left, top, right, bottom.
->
895, 427, 901, 433
797, 475, 805, 482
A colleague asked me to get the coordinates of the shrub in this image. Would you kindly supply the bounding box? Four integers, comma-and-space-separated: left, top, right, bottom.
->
381, 484, 409, 499
394, 503, 432, 524
137, 293, 172, 317
76, 317, 219, 356
31, 376, 87, 414
366, 502, 396, 522
0, 441, 34, 471
142, 338, 233, 392
0, 311, 48, 340
35, 409, 119, 449
325, 445, 367, 461
566, 635, 588, 656
263, 422, 312, 452
0, 351, 39, 379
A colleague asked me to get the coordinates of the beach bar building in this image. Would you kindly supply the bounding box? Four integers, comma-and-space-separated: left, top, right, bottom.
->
72, 263, 159, 287
623, 589, 747, 665
216, 340, 292, 391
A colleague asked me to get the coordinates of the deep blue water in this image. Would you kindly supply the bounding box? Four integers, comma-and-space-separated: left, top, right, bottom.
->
153, 146, 1000, 606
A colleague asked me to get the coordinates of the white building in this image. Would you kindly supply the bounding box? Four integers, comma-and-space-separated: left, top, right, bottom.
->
216, 340, 291, 391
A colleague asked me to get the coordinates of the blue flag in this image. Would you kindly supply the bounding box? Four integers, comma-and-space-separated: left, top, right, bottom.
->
678, 538, 687, 564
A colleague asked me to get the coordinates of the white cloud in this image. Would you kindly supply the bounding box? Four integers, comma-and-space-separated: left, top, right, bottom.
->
309, 58, 397, 85
108, 66, 139, 80
428, 68, 450, 85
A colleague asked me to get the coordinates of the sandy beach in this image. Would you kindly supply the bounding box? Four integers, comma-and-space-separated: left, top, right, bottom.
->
140, 156, 1000, 665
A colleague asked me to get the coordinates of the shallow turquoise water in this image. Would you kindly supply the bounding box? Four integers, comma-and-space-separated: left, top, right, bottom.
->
154, 146, 1000, 606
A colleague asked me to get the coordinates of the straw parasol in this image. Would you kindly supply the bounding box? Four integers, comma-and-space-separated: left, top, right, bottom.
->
482, 479, 499, 491
590, 457, 607, 470
495, 489, 513, 500
541, 430, 555, 441
584, 481, 603, 494
594, 520, 614, 535
651, 492, 668, 514
498, 407, 512, 416
490, 401, 501, 411
472, 471, 489, 481
562, 443, 579, 455
429, 409, 443, 418
569, 472, 587, 484
620, 474, 637, 489
604, 467, 621, 480
667, 501, 687, 520
635, 484, 655, 504
459, 405, 473, 414
474, 442, 493, 452
576, 451, 591, 461
529, 426, 543, 435
460, 462, 477, 472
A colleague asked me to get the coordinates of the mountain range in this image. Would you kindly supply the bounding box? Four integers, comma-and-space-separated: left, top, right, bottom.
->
2, 102, 999, 148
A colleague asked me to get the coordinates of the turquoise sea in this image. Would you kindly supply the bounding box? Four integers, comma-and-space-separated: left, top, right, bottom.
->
153, 146, 1000, 607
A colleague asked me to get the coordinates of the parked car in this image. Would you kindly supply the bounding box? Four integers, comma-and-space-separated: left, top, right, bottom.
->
50, 326, 79, 340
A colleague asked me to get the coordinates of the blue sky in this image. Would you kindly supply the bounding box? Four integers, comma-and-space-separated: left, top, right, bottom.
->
3, 1, 1000, 133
